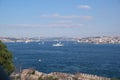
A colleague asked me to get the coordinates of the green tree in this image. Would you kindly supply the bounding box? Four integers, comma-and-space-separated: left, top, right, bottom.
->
0, 40, 15, 75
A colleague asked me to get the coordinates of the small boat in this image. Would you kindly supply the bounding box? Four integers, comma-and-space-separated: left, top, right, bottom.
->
25, 40, 30, 43
38, 59, 42, 62
77, 40, 81, 43
53, 42, 64, 47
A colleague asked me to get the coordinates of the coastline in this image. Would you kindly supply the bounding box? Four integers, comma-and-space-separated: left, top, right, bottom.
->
10, 68, 111, 80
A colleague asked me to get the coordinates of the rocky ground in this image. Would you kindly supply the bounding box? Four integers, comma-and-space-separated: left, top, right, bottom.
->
10, 68, 111, 80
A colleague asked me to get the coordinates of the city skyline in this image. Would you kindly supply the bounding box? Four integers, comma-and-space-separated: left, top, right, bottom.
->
0, 0, 120, 37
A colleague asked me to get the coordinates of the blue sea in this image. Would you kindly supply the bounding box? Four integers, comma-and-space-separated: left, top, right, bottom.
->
5, 41, 120, 78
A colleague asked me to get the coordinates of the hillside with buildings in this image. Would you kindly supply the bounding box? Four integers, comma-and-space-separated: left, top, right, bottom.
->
0, 36, 120, 44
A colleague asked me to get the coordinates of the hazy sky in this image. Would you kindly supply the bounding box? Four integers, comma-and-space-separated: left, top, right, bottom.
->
0, 0, 120, 37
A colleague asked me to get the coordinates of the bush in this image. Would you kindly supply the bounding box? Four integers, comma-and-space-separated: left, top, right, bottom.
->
0, 40, 15, 75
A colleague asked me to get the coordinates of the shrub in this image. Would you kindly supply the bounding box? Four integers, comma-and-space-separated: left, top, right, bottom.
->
0, 40, 15, 75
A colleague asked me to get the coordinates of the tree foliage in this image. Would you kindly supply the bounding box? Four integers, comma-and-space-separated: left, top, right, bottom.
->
0, 40, 14, 75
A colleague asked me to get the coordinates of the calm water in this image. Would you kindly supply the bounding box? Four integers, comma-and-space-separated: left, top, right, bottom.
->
5, 41, 120, 78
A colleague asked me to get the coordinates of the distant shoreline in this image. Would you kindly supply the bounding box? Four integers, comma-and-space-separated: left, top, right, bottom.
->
1, 36, 120, 44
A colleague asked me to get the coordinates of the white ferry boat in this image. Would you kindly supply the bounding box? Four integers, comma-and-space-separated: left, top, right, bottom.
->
77, 40, 81, 43
52, 42, 64, 47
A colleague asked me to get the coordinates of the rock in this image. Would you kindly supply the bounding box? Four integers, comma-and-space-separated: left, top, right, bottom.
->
35, 71, 43, 77
10, 69, 111, 80
21, 68, 35, 80
22, 68, 35, 74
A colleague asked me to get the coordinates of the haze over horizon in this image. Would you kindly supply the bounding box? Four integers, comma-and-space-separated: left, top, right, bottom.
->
0, 0, 120, 38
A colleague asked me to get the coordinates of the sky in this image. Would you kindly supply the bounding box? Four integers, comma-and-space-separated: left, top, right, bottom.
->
0, 0, 120, 38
